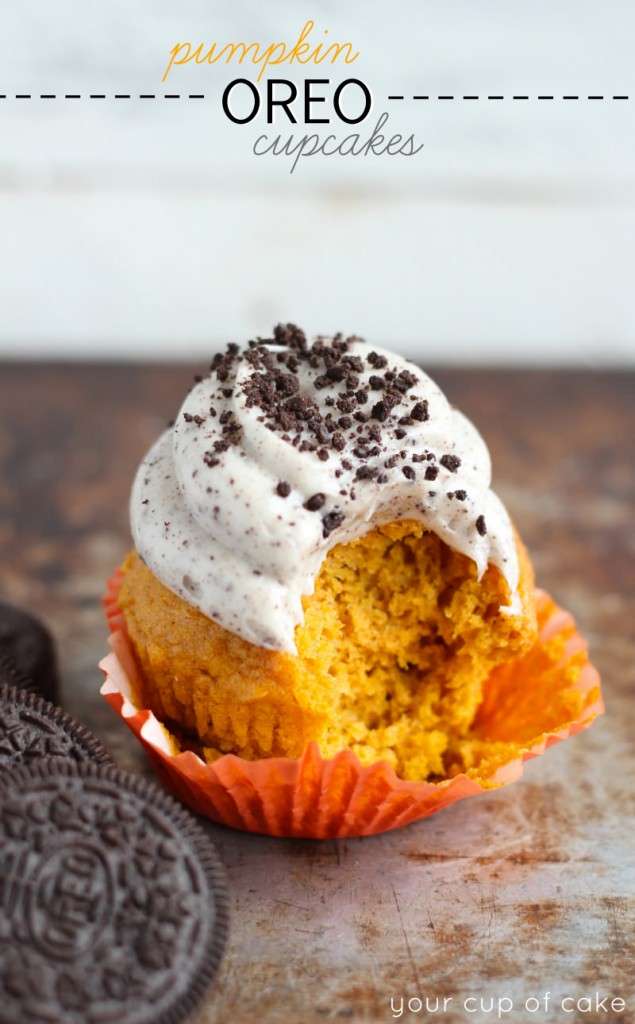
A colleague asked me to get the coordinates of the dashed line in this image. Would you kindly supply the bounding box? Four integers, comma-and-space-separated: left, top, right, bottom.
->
388, 94, 630, 102
0, 91, 629, 104
1, 92, 206, 101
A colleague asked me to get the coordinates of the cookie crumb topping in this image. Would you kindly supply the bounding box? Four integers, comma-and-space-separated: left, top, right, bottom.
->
131, 325, 520, 652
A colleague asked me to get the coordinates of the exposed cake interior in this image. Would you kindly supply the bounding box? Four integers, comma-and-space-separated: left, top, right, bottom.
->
118, 520, 536, 782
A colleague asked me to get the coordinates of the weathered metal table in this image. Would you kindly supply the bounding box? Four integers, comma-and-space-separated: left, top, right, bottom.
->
0, 365, 632, 1024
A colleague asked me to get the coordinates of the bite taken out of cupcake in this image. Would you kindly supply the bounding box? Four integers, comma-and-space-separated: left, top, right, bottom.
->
101, 324, 602, 838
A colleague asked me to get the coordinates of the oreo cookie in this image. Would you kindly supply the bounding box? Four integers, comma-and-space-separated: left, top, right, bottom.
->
0, 760, 229, 1024
0, 685, 113, 769
0, 653, 41, 697
0, 601, 59, 702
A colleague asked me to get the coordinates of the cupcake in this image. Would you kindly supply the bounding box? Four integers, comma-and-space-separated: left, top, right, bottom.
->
101, 325, 602, 837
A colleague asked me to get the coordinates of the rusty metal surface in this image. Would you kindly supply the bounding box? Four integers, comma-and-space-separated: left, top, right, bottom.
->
0, 364, 633, 1024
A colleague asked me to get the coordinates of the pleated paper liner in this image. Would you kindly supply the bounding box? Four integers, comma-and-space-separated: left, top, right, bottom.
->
100, 572, 603, 839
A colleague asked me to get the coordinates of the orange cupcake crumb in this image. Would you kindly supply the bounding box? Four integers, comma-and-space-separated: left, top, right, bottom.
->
117, 520, 536, 782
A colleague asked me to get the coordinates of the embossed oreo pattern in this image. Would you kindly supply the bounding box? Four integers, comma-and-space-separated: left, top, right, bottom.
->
0, 761, 229, 1024
0, 685, 113, 768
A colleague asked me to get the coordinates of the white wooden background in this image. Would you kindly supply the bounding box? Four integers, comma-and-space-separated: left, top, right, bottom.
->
1, 0, 634, 364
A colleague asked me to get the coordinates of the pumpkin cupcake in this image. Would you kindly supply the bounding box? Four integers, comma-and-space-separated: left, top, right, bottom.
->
101, 325, 601, 837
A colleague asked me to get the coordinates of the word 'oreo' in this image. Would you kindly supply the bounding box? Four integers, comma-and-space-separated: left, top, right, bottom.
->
0, 601, 59, 702
0, 760, 229, 1024
0, 684, 113, 769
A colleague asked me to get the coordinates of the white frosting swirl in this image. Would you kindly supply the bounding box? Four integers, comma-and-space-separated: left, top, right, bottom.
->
131, 332, 520, 653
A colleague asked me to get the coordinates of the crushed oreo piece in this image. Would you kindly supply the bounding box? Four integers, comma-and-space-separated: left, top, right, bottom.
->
440, 454, 461, 473
411, 401, 429, 422
367, 351, 388, 369
322, 511, 345, 537
304, 493, 326, 512
370, 401, 390, 423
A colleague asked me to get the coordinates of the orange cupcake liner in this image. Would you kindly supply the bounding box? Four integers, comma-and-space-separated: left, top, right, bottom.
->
100, 571, 603, 839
